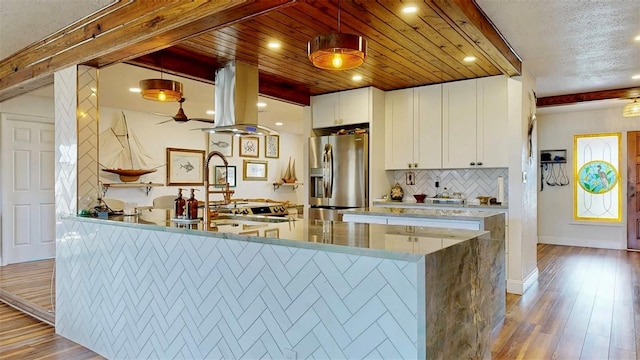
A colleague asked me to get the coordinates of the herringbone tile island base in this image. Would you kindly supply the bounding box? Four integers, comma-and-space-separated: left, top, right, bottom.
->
2, 245, 637, 359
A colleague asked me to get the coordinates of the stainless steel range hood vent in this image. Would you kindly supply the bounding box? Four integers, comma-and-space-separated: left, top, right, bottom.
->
202, 61, 276, 136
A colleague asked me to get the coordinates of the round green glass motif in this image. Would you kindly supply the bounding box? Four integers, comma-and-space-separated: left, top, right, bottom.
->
578, 160, 617, 194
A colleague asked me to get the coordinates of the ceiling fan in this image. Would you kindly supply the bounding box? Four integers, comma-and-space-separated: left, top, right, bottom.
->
157, 98, 214, 124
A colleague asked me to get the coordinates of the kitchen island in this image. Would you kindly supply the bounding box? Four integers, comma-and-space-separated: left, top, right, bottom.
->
57, 210, 504, 359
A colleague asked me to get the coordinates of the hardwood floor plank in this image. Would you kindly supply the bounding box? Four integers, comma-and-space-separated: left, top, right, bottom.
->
580, 334, 611, 360
495, 245, 640, 360
0, 303, 103, 360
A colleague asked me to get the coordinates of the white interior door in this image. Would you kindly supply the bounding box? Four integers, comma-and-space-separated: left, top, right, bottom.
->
1, 115, 55, 265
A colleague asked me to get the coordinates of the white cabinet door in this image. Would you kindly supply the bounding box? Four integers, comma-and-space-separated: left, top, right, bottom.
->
414, 84, 442, 168
339, 87, 370, 125
442, 79, 477, 168
311, 93, 337, 128
385, 85, 442, 170
385, 88, 415, 169
312, 87, 372, 129
477, 76, 508, 167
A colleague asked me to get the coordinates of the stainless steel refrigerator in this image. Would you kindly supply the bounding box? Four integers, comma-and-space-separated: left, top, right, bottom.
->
309, 133, 368, 221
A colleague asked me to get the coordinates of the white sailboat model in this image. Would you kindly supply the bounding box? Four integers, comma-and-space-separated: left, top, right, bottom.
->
100, 112, 158, 182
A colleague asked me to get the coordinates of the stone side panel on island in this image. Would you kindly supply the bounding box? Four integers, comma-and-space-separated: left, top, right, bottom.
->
424, 232, 502, 359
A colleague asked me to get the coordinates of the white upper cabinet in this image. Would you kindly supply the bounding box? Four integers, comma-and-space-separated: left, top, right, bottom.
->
477, 76, 509, 168
385, 84, 442, 169
311, 87, 371, 128
442, 76, 510, 168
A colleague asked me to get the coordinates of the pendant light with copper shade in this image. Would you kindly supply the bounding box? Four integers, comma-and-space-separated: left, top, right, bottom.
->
307, 0, 367, 70
623, 98, 640, 117
139, 78, 183, 102
139, 59, 183, 102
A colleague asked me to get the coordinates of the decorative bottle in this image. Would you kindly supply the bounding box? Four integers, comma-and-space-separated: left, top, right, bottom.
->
186, 188, 199, 220
174, 188, 186, 218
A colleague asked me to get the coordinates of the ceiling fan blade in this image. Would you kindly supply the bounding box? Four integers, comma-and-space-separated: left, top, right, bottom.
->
156, 118, 173, 125
191, 118, 215, 124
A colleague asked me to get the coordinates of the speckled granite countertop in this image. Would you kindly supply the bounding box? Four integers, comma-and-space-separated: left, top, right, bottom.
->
341, 206, 506, 220
373, 199, 509, 210
68, 209, 489, 260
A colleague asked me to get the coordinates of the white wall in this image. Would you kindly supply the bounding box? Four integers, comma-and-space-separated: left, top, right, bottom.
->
98, 106, 304, 207
537, 102, 636, 250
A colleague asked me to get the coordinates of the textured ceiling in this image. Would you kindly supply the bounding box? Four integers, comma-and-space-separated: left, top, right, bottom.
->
476, 0, 640, 97
0, 0, 114, 59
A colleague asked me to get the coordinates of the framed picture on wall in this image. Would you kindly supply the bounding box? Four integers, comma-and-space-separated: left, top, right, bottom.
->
239, 136, 259, 157
214, 165, 236, 187
243, 160, 267, 181
207, 133, 233, 157
166, 148, 205, 186
265, 135, 279, 158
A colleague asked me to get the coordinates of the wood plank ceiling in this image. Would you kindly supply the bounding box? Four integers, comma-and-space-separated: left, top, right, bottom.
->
0, 0, 521, 105
125, 0, 519, 105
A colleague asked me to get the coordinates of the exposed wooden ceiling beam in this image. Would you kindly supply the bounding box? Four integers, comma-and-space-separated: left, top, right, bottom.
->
428, 0, 522, 77
537, 87, 640, 107
0, 0, 296, 102
127, 47, 310, 106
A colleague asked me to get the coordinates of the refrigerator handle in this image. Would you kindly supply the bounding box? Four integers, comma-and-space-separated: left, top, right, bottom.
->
323, 143, 333, 198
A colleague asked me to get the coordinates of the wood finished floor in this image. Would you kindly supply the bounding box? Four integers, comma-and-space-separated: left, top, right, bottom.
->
0, 259, 55, 325
0, 245, 638, 359
0, 302, 103, 360
492, 244, 640, 359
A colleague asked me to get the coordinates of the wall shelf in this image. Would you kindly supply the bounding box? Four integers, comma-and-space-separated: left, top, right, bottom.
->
101, 182, 163, 197
273, 182, 303, 191
540, 149, 567, 164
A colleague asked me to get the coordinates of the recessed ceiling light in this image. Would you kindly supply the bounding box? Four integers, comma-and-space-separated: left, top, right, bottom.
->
463, 56, 476, 62
635, 34, 640, 41
402, 6, 417, 14
352, 75, 363, 81
267, 42, 281, 49
206, 110, 215, 115
275, 122, 283, 126
129, 87, 141, 93
257, 102, 267, 108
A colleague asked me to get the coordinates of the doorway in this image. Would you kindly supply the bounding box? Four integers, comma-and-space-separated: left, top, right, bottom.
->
1, 115, 55, 265
627, 131, 640, 250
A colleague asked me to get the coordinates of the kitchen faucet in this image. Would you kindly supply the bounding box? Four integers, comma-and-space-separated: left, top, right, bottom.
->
204, 151, 233, 229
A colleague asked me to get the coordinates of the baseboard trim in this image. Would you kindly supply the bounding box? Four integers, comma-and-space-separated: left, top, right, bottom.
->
539, 236, 625, 250
506, 268, 539, 295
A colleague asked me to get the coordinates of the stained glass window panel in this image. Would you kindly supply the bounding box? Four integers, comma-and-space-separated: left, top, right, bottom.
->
574, 133, 621, 221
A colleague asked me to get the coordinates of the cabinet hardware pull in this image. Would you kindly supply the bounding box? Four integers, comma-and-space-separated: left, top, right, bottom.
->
477, 161, 483, 166
470, 162, 476, 166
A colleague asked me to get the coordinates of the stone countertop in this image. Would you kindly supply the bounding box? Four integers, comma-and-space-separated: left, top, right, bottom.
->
373, 199, 509, 210
341, 206, 506, 220
69, 209, 489, 261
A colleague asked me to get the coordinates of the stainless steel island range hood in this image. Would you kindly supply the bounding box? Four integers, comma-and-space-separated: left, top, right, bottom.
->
204, 61, 276, 136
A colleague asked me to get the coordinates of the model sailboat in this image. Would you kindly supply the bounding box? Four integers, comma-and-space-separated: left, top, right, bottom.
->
282, 157, 297, 183
100, 112, 158, 182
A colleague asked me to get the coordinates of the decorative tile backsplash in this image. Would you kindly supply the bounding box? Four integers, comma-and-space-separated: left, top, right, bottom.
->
387, 168, 509, 203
